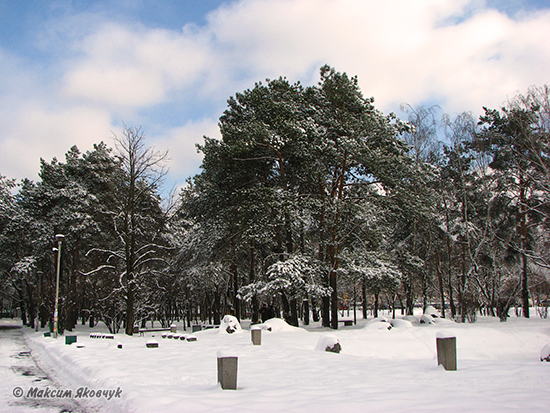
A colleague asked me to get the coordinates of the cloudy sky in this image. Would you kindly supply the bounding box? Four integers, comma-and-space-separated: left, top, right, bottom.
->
1, 0, 549, 192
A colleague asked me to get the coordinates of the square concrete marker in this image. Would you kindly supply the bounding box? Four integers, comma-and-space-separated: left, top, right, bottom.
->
217, 356, 238, 390
251, 327, 261, 345
436, 332, 457, 371
65, 335, 77, 345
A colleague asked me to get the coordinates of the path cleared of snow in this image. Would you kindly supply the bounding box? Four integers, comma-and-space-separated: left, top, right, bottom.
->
0, 320, 92, 412
5, 314, 550, 412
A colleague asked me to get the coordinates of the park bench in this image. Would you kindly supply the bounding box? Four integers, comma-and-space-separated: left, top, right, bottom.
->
133, 325, 176, 336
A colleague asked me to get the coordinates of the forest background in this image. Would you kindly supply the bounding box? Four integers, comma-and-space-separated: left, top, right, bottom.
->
1, 66, 550, 335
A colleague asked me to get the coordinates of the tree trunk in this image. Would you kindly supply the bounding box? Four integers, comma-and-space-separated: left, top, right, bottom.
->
330, 270, 338, 329
303, 299, 310, 325
213, 289, 221, 325
125, 284, 134, 335
249, 239, 259, 324
519, 176, 530, 318
435, 250, 446, 318
231, 260, 240, 321
405, 280, 414, 316
362, 280, 367, 319
280, 292, 291, 325
290, 298, 299, 327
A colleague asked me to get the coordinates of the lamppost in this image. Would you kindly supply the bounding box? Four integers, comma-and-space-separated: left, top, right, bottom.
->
53, 234, 65, 338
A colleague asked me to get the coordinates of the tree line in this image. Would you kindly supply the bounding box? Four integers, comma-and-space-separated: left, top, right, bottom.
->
1, 66, 549, 334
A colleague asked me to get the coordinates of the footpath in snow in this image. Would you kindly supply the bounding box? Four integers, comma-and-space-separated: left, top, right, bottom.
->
0, 319, 94, 412
4, 312, 550, 412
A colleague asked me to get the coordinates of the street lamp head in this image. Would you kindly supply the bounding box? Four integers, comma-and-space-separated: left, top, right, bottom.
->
55, 234, 65, 242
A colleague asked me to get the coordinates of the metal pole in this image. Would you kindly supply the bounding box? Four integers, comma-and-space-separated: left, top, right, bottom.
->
53, 234, 64, 338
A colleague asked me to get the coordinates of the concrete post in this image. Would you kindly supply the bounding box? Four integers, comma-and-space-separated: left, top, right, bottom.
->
436, 334, 457, 371
170, 324, 177, 333
65, 335, 77, 345
217, 356, 238, 390
251, 327, 261, 345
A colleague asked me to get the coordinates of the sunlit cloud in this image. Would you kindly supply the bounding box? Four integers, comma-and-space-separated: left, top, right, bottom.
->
1, 0, 549, 189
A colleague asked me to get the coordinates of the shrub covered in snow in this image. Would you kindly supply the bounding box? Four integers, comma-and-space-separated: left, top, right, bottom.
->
262, 318, 300, 333
219, 315, 243, 334
403, 315, 420, 325
315, 333, 341, 353
390, 318, 414, 329
420, 314, 435, 324
365, 318, 392, 331
424, 305, 441, 318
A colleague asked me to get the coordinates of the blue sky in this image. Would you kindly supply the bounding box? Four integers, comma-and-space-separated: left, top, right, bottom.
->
1, 0, 549, 193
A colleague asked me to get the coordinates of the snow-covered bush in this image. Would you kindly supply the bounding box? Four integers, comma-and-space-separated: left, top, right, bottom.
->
403, 315, 420, 325
424, 305, 441, 318
420, 314, 435, 324
390, 318, 414, 329
219, 315, 243, 334
365, 318, 392, 331
315, 333, 341, 353
261, 318, 300, 333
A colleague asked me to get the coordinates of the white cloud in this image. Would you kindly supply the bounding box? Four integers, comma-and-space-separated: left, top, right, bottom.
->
2, 0, 550, 186
0, 102, 113, 180
203, 0, 550, 114
152, 117, 221, 187
57, 0, 550, 115
62, 22, 213, 108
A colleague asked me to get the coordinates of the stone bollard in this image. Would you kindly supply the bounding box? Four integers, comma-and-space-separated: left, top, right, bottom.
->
146, 340, 159, 348
217, 352, 238, 390
170, 324, 177, 333
436, 332, 457, 371
251, 326, 261, 345
65, 335, 77, 345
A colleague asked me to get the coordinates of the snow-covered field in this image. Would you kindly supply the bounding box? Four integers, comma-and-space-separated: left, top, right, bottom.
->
7, 312, 550, 412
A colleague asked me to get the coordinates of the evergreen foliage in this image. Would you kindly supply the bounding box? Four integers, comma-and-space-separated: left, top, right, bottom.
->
2, 67, 550, 330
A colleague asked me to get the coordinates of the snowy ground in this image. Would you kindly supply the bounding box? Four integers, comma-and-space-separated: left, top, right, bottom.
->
3, 312, 550, 412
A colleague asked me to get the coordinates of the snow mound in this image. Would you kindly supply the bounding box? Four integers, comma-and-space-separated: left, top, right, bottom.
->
424, 305, 441, 318
541, 343, 550, 362
420, 314, 435, 324
436, 330, 456, 339
390, 319, 414, 329
459, 348, 497, 361
365, 321, 392, 331
219, 315, 243, 334
432, 317, 455, 325
403, 315, 420, 325
217, 349, 238, 358
367, 316, 389, 324
262, 318, 301, 333
315, 333, 341, 353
